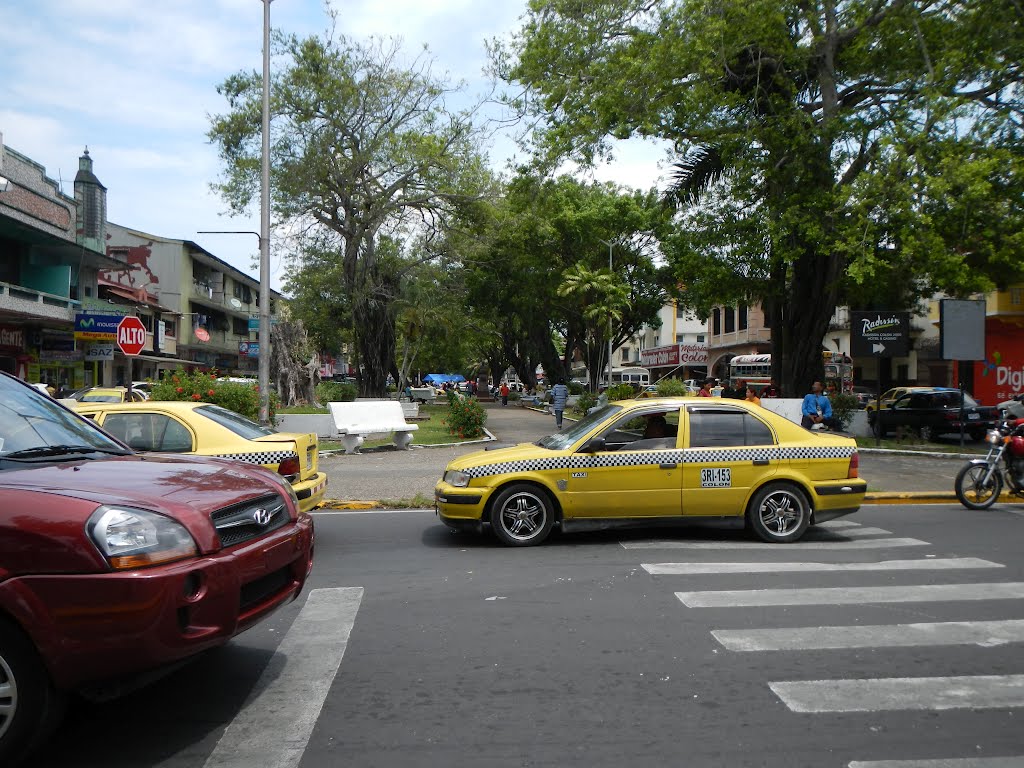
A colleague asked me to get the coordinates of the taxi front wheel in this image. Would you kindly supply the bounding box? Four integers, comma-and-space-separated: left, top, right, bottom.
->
490, 484, 554, 547
748, 483, 811, 543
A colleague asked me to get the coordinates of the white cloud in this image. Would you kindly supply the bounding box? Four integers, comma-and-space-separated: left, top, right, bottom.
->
2, 0, 665, 292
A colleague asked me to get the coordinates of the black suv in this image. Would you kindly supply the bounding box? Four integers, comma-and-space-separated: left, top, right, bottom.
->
872, 388, 998, 441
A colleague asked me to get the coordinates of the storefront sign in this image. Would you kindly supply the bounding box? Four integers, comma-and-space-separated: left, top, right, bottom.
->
641, 343, 709, 368
239, 342, 259, 357
85, 343, 115, 361
679, 343, 709, 365
74, 313, 127, 342
0, 325, 25, 352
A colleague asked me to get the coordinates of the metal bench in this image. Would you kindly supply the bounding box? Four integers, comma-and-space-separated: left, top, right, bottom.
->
328, 401, 419, 455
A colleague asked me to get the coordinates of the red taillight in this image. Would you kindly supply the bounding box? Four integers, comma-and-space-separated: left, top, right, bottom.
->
278, 456, 300, 477
848, 450, 859, 479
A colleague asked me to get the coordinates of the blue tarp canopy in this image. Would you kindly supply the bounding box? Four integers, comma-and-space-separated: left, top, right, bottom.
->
423, 373, 466, 384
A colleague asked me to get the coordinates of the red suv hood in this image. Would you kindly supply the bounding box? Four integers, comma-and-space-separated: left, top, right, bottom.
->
0, 453, 288, 549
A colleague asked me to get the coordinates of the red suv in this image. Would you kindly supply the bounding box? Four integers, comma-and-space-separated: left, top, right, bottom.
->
0, 373, 315, 764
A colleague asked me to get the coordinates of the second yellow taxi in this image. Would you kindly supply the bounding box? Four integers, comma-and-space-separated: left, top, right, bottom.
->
69, 400, 328, 513
435, 397, 866, 546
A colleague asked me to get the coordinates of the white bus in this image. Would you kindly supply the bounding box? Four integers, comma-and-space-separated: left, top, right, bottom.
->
608, 366, 650, 387
728, 353, 854, 392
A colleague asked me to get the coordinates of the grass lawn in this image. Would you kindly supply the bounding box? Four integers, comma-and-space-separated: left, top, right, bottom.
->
309, 404, 476, 451
854, 434, 986, 454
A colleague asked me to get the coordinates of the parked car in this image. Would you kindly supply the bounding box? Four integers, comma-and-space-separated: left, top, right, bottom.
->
850, 385, 874, 409
864, 385, 947, 416
997, 393, 1024, 420
57, 386, 148, 405
870, 388, 998, 441
435, 396, 866, 546
67, 401, 327, 513
0, 372, 314, 764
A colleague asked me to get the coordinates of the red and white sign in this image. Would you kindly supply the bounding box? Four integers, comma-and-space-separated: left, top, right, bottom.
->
116, 316, 147, 356
641, 343, 709, 368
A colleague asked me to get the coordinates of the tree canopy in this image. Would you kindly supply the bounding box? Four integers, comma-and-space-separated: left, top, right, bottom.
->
209, 23, 493, 396
496, 0, 1024, 394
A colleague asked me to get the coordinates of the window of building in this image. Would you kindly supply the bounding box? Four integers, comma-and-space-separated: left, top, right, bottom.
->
724, 307, 735, 333
1012, 287, 1022, 306
621, 347, 630, 362
696, 334, 705, 343
739, 305, 748, 331
676, 302, 685, 318
676, 333, 685, 343
232, 317, 249, 336
712, 308, 721, 335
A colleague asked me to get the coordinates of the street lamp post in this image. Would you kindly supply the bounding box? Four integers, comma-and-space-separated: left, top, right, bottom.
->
599, 238, 615, 389
258, 0, 272, 425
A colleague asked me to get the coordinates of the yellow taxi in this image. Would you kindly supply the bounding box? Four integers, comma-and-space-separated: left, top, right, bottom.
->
69, 401, 328, 513
864, 386, 939, 416
59, 386, 148, 405
435, 397, 866, 546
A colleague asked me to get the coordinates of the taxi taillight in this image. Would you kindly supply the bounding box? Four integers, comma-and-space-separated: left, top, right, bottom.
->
848, 451, 859, 479
278, 456, 300, 478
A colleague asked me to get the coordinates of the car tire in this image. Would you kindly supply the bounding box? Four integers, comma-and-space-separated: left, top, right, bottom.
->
919, 425, 935, 442
871, 418, 886, 439
489, 484, 555, 547
747, 483, 811, 543
0, 618, 65, 767
969, 430, 985, 442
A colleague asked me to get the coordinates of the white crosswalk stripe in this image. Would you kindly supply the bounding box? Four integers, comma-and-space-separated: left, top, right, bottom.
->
848, 758, 1024, 767
637, 521, 1024, 764
769, 674, 1024, 713
644, 557, 1002, 575
713, 618, 1024, 651
623, 537, 930, 549
676, 581, 1024, 607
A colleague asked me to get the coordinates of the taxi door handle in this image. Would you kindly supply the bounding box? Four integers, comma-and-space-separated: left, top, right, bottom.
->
752, 459, 770, 466
659, 462, 677, 469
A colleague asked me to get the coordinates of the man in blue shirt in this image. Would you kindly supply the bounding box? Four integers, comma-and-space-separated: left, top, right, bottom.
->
801, 380, 842, 430
550, 379, 570, 429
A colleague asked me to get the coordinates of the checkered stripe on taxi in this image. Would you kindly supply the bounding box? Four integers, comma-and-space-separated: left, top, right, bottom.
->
212, 450, 298, 466
460, 445, 855, 480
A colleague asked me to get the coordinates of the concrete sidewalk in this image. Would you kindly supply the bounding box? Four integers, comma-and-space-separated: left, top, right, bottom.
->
315, 401, 1019, 508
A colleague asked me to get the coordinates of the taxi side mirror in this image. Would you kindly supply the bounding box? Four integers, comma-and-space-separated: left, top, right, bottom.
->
580, 437, 606, 453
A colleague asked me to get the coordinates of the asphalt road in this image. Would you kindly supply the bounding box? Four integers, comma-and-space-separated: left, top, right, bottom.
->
33, 502, 1024, 768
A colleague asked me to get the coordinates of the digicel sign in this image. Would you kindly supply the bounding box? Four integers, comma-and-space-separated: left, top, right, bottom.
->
116, 316, 147, 356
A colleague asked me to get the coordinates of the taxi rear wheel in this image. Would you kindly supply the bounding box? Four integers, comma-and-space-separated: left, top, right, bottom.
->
489, 484, 554, 547
748, 483, 811, 543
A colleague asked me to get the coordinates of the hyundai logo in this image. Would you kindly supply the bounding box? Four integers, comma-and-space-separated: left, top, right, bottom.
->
252, 507, 273, 526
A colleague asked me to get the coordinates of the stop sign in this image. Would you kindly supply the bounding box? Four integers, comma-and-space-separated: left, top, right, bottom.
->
116, 316, 147, 356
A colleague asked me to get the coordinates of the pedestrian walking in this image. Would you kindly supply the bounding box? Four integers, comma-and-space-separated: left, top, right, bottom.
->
500, 382, 510, 406
551, 378, 569, 429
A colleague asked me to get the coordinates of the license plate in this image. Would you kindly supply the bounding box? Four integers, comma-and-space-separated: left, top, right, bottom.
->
306, 446, 315, 469
701, 467, 732, 488
968, 413, 980, 420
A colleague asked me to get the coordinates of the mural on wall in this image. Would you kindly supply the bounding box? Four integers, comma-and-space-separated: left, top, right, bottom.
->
103, 239, 159, 293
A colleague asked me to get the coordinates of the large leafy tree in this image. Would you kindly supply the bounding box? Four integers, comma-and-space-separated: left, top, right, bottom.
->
209, 24, 491, 396
462, 174, 668, 390
495, 0, 1024, 395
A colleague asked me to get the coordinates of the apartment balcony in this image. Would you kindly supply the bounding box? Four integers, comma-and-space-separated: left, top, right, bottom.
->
0, 281, 78, 322
709, 327, 772, 348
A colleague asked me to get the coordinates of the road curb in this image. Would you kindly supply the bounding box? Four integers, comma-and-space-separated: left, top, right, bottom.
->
863, 491, 1023, 505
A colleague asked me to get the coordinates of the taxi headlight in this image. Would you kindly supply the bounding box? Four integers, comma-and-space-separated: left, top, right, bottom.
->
87, 505, 197, 570
444, 470, 470, 488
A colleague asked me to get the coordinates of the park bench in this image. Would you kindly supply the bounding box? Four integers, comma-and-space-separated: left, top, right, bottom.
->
408, 385, 437, 403
328, 401, 419, 455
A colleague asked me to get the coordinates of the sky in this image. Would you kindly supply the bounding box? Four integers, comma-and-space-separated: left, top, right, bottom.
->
0, 0, 668, 293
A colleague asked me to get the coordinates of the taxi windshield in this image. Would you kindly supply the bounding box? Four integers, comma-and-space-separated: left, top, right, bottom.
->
537, 404, 622, 450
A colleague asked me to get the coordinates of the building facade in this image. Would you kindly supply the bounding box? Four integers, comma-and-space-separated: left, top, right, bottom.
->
0, 137, 124, 390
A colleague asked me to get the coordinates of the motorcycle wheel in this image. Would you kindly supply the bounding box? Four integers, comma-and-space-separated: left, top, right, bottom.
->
954, 463, 1003, 510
